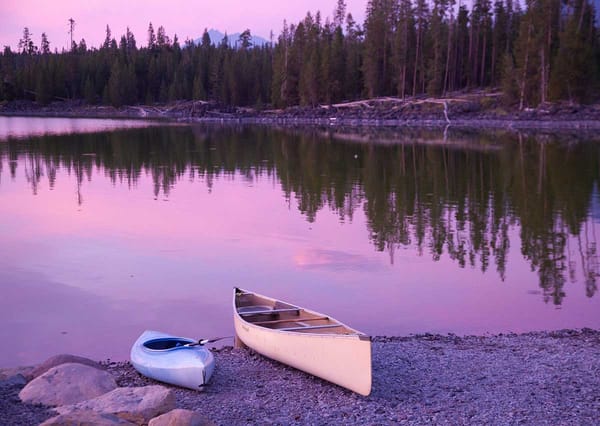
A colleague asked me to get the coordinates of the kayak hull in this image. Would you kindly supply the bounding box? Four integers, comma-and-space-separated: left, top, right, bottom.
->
130, 330, 215, 390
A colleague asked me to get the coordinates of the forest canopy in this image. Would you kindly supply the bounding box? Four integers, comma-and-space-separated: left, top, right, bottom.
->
1, 0, 598, 109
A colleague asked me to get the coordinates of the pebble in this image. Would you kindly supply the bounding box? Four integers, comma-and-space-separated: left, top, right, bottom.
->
1, 329, 599, 425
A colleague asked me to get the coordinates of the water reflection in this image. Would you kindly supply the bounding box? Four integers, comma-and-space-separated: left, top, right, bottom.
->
1, 121, 600, 365
0, 116, 162, 141
2, 125, 598, 307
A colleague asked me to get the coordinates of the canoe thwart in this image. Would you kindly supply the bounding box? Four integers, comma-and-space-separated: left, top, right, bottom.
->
252, 316, 329, 325
238, 307, 300, 316
277, 324, 345, 332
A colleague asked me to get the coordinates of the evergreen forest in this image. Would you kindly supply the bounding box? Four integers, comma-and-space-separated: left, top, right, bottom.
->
1, 0, 599, 109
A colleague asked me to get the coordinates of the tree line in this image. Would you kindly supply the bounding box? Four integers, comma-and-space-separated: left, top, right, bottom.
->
1, 0, 599, 109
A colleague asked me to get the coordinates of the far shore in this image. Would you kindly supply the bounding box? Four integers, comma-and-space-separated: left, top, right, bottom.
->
2, 96, 600, 131
2, 329, 599, 425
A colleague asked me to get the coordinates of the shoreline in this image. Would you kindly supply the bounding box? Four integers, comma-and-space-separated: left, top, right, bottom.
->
2, 329, 599, 425
3, 98, 600, 131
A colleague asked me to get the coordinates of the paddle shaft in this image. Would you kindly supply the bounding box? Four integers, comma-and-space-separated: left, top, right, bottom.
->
185, 336, 233, 347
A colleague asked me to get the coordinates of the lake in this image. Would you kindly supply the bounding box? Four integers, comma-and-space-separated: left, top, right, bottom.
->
1, 116, 599, 367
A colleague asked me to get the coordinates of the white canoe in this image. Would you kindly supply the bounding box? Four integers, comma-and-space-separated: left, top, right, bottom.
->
233, 287, 372, 396
130, 330, 215, 390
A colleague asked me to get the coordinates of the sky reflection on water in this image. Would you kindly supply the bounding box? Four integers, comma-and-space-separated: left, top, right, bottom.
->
0, 116, 163, 141
0, 118, 599, 367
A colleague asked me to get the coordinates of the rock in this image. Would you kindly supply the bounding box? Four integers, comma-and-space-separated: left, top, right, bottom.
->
149, 409, 215, 426
56, 386, 176, 425
0, 366, 35, 382
40, 410, 137, 425
1, 373, 27, 387
19, 363, 117, 406
29, 354, 105, 380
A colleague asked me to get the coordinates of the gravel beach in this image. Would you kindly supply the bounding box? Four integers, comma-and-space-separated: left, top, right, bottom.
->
2, 329, 599, 425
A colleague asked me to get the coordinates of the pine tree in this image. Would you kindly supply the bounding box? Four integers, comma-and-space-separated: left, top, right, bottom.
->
413, 0, 429, 95
363, 0, 397, 97
148, 23, 156, 50
35, 68, 51, 104
427, 0, 450, 96
271, 21, 289, 107
549, 0, 597, 102
18, 27, 37, 55
394, 0, 415, 98
193, 70, 207, 100
344, 13, 363, 100
40, 33, 50, 55
84, 76, 96, 104
102, 25, 112, 49
330, 25, 346, 103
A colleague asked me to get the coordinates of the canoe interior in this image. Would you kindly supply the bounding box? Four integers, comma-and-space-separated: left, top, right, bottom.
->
235, 289, 359, 335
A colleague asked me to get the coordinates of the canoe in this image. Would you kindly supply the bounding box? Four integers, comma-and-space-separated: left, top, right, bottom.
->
233, 287, 372, 396
130, 330, 215, 390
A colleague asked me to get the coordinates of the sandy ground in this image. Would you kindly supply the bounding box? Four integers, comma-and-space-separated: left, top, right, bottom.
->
2, 329, 600, 425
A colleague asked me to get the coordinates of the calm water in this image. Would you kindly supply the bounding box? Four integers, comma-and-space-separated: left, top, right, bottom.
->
1, 117, 599, 367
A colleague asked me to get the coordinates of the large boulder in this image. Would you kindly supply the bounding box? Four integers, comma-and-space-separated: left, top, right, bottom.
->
56, 386, 176, 425
149, 409, 215, 426
19, 363, 117, 406
40, 410, 137, 425
29, 354, 105, 380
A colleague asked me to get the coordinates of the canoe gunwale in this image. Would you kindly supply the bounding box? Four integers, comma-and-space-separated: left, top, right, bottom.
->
234, 287, 367, 338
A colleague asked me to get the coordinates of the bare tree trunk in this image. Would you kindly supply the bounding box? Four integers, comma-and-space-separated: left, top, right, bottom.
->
480, 26, 487, 86
491, 29, 496, 86
281, 40, 288, 104
402, 18, 408, 98
519, 21, 532, 111
468, 20, 474, 86
443, 12, 454, 94
540, 10, 553, 104
540, 46, 546, 104
421, 42, 426, 94
577, 0, 586, 34
413, 27, 421, 97
383, 29, 388, 94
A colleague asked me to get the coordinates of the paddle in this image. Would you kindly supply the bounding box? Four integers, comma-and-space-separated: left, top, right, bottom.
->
183, 336, 232, 347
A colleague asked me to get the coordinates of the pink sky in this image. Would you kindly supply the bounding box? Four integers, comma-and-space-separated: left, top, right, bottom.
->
0, 0, 367, 51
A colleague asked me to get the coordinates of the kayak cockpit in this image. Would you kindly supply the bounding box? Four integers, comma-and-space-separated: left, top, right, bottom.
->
143, 337, 194, 351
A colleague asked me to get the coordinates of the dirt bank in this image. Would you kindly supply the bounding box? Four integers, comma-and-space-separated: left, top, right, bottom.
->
2, 95, 600, 130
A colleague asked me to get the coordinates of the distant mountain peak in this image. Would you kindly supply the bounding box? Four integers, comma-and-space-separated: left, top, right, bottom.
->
194, 29, 269, 48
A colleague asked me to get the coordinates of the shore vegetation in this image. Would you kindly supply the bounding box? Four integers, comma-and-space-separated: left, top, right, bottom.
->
1, 0, 599, 111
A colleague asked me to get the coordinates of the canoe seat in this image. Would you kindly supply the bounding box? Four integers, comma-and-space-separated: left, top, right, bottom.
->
239, 308, 300, 316
252, 316, 329, 325
278, 324, 344, 332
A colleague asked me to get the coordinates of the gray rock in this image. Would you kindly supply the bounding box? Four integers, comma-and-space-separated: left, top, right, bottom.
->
29, 354, 105, 380
1, 373, 27, 386
19, 363, 117, 406
57, 385, 176, 425
149, 408, 214, 426
40, 410, 137, 425
0, 366, 35, 382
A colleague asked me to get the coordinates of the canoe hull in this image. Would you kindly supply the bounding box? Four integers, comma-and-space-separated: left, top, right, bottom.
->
234, 289, 372, 396
130, 330, 215, 391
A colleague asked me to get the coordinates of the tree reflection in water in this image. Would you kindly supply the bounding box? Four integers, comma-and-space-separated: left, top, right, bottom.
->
1, 125, 598, 305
